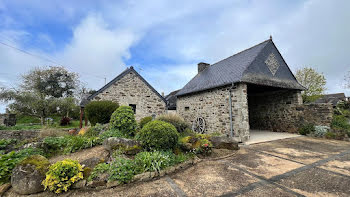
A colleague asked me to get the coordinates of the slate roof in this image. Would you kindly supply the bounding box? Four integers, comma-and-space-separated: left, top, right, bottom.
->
177, 39, 305, 96
84, 67, 166, 105
165, 89, 180, 110
314, 93, 346, 106
79, 93, 92, 107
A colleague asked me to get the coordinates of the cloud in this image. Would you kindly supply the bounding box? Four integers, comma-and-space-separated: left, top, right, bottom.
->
57, 14, 138, 89
1, 0, 350, 113
140, 64, 197, 95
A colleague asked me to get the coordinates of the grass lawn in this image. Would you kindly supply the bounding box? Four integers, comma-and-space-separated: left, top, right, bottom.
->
0, 120, 81, 130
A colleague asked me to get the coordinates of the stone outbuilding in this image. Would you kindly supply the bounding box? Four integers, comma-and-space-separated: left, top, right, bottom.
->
314, 93, 347, 106
81, 66, 166, 124
176, 38, 333, 142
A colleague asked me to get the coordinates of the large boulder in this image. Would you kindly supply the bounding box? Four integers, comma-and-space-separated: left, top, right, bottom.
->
210, 136, 239, 150
11, 155, 50, 195
81, 157, 102, 169
103, 137, 142, 155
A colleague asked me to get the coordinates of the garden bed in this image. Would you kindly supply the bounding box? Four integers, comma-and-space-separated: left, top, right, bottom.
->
0, 105, 239, 196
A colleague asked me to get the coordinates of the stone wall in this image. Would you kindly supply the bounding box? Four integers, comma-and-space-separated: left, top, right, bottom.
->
0, 130, 40, 140
92, 71, 166, 121
248, 89, 333, 133
177, 83, 250, 142
0, 114, 16, 126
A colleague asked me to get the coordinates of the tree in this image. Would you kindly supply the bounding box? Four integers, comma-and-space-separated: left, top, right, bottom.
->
21, 66, 79, 98
295, 67, 326, 103
0, 67, 80, 124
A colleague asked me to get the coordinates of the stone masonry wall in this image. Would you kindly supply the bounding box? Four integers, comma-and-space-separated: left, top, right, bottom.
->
92, 72, 166, 121
0, 130, 40, 140
177, 83, 250, 142
249, 90, 333, 133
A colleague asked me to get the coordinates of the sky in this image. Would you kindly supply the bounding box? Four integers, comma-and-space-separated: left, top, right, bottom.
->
0, 0, 349, 112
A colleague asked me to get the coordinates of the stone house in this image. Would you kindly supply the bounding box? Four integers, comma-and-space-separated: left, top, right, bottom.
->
82, 66, 167, 122
314, 93, 347, 106
176, 38, 333, 142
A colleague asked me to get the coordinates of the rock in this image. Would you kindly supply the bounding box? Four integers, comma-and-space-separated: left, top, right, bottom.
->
0, 183, 11, 196
87, 172, 109, 188
103, 137, 142, 155
72, 180, 86, 189
106, 181, 120, 188
23, 142, 43, 149
11, 155, 50, 195
210, 136, 239, 150
81, 157, 102, 169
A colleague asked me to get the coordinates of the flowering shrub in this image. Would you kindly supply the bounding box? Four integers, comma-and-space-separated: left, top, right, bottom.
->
179, 134, 212, 155
110, 106, 137, 136
314, 125, 329, 137
42, 159, 83, 193
60, 117, 71, 126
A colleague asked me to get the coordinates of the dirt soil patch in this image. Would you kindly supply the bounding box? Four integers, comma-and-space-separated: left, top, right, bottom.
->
49, 146, 109, 164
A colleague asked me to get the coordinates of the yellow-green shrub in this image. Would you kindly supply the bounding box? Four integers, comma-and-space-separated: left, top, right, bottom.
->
42, 159, 83, 193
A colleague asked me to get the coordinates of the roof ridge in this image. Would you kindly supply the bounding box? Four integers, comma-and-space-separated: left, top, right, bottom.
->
210, 38, 271, 67
239, 39, 271, 80
87, 67, 131, 100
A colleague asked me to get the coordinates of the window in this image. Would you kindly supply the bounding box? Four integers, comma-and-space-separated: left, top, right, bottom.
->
185, 107, 189, 111
129, 104, 136, 114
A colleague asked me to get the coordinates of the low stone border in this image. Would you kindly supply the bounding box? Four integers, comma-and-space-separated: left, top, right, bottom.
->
73, 157, 201, 190
0, 130, 40, 140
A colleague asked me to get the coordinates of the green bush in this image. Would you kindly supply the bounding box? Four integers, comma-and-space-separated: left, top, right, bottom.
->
0, 139, 17, 149
43, 135, 102, 155
156, 114, 189, 133
42, 159, 83, 193
88, 163, 110, 182
85, 101, 119, 126
136, 120, 179, 150
43, 136, 70, 155
134, 150, 192, 174
110, 106, 137, 136
108, 157, 136, 184
139, 116, 153, 129
0, 148, 44, 184
331, 115, 350, 131
325, 131, 336, 139
99, 129, 130, 140
298, 123, 315, 135
85, 123, 109, 137
63, 136, 102, 154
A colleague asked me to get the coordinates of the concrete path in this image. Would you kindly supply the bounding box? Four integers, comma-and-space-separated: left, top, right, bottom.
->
5, 137, 350, 197
245, 130, 301, 145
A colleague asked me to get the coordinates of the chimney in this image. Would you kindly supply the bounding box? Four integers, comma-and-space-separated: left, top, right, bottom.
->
161, 92, 164, 97
198, 62, 210, 73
